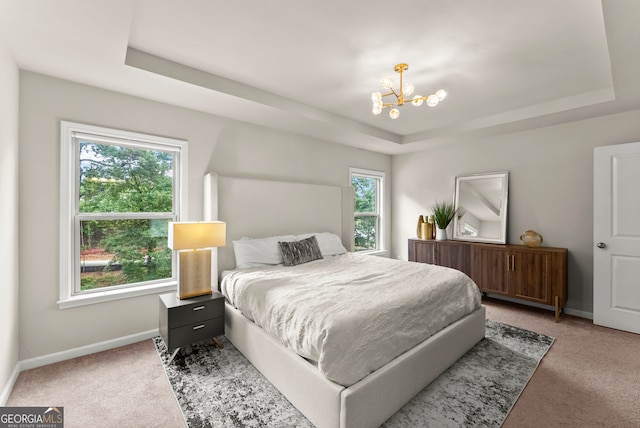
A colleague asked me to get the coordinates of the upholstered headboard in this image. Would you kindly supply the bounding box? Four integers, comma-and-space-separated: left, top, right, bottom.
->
203, 173, 354, 274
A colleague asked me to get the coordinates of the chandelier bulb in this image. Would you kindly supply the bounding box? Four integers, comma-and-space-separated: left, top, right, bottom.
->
412, 95, 424, 107
372, 105, 383, 115
371, 92, 382, 102
402, 83, 415, 97
435, 89, 447, 101
389, 108, 400, 119
426, 94, 440, 107
381, 76, 393, 89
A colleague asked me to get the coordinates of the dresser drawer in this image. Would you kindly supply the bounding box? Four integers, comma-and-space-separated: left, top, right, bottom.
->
166, 316, 225, 349
167, 296, 224, 327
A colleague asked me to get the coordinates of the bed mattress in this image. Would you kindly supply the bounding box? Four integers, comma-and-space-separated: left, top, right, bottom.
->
221, 252, 482, 387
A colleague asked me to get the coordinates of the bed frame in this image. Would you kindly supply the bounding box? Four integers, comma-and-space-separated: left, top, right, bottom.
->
204, 173, 486, 428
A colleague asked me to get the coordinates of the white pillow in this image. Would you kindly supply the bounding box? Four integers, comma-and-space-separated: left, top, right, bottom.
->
295, 232, 347, 256
232, 235, 296, 269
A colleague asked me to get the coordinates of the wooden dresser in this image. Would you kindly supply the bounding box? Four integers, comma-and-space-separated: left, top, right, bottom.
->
408, 238, 568, 321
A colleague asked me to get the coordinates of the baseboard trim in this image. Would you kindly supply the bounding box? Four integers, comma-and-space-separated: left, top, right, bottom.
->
484, 294, 593, 320
0, 365, 21, 406
563, 307, 593, 320
19, 329, 160, 371
1, 328, 159, 405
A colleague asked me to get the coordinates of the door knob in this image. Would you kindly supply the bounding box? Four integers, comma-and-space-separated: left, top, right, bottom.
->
596, 242, 606, 249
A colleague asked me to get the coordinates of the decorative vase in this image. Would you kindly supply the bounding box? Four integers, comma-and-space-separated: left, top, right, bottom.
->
428, 216, 436, 239
420, 222, 433, 240
520, 230, 543, 247
417, 215, 425, 238
436, 227, 447, 241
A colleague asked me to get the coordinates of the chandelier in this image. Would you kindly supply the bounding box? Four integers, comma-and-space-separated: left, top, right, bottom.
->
371, 63, 447, 119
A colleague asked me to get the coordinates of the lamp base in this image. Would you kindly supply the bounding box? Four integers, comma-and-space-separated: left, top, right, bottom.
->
177, 249, 213, 299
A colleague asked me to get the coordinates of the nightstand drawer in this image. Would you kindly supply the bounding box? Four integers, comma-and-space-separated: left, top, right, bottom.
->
167, 297, 224, 327
166, 316, 224, 349
159, 291, 226, 353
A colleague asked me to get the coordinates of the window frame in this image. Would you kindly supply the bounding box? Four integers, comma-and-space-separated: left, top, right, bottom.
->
349, 167, 385, 253
59, 121, 188, 309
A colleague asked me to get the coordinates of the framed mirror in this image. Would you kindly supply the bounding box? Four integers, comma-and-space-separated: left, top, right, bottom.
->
453, 172, 509, 244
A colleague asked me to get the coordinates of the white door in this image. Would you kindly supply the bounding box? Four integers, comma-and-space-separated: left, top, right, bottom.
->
594, 142, 640, 334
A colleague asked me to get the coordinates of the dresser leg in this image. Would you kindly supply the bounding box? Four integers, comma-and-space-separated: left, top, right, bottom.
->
554, 296, 560, 323
212, 337, 224, 349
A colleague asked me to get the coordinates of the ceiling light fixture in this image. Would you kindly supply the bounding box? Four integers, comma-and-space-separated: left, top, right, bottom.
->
371, 63, 447, 119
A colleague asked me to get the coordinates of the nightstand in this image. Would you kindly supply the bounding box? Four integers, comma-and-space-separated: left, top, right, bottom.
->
159, 291, 225, 363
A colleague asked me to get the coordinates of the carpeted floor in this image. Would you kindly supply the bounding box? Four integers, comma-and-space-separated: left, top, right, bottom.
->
154, 319, 554, 427
7, 299, 639, 427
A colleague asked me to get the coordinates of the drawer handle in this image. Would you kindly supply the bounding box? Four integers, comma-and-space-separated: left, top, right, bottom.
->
193, 324, 205, 330
193, 306, 205, 311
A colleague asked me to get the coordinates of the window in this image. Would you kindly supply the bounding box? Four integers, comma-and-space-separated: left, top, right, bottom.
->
59, 121, 187, 308
350, 168, 384, 252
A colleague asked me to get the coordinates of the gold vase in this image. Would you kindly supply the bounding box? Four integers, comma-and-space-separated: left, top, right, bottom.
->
428, 216, 436, 239
417, 215, 425, 238
420, 222, 433, 240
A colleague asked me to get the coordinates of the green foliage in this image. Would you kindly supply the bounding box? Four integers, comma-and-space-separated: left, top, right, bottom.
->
352, 176, 376, 213
100, 220, 172, 284
81, 272, 126, 290
352, 176, 378, 251
431, 201, 464, 229
78, 141, 174, 290
354, 216, 377, 251
79, 142, 173, 213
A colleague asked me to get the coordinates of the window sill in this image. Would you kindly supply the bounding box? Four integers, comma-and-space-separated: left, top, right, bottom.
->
358, 249, 388, 257
58, 281, 177, 309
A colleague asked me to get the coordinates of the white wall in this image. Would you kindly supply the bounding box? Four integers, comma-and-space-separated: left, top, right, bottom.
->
18, 71, 391, 360
0, 47, 19, 400
391, 109, 640, 315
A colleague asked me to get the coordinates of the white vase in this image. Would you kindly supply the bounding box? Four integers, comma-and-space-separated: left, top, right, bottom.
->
435, 227, 447, 241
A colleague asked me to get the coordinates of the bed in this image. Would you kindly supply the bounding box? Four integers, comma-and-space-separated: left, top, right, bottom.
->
204, 173, 486, 428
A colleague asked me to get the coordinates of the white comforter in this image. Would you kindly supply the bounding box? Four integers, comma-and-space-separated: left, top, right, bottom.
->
221, 253, 481, 386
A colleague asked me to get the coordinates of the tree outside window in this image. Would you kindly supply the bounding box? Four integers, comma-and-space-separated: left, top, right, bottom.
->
59, 121, 187, 307
78, 142, 175, 290
351, 169, 384, 252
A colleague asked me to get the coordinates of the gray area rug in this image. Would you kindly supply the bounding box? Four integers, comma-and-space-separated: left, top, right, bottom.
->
154, 319, 553, 427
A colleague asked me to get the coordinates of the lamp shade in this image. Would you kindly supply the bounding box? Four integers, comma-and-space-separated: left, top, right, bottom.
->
168, 221, 226, 250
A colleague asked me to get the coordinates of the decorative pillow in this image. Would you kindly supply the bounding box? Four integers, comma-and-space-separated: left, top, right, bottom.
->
232, 235, 296, 269
295, 232, 347, 256
279, 235, 324, 266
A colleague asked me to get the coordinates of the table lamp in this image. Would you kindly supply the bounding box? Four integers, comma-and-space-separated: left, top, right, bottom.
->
168, 221, 226, 299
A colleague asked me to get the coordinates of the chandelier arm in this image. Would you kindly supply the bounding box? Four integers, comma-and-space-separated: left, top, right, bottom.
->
388, 87, 400, 98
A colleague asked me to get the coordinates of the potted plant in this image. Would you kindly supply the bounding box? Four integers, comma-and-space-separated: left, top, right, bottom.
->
431, 201, 464, 241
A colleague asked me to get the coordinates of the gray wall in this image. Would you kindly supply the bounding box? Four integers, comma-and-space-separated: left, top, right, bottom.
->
17, 71, 390, 360
391, 109, 640, 316
0, 47, 19, 400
